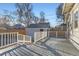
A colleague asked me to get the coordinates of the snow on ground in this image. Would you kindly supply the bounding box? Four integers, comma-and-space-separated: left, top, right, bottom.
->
1, 37, 79, 56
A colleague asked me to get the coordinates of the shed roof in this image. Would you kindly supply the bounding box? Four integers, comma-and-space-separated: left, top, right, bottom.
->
27, 23, 50, 28
13, 24, 25, 29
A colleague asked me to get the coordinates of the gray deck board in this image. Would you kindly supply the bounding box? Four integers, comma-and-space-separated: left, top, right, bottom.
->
12, 49, 22, 56
9, 51, 17, 56
1, 37, 79, 56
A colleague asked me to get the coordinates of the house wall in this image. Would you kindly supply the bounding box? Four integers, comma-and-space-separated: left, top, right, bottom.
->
26, 28, 48, 36
68, 4, 79, 50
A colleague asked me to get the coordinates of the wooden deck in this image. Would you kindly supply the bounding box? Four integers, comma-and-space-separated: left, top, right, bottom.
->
0, 37, 79, 56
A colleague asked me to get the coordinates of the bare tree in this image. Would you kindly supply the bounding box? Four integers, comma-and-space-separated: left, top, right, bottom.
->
15, 3, 33, 27
31, 13, 39, 24
40, 11, 45, 23
56, 3, 64, 22
33, 16, 39, 24
1, 10, 15, 25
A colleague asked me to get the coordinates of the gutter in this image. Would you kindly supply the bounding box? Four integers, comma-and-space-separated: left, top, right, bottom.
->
62, 3, 65, 14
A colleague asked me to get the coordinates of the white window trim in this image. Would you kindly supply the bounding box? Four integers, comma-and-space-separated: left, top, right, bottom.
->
72, 6, 79, 32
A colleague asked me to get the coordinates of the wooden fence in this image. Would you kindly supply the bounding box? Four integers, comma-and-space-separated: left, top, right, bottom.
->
49, 31, 67, 38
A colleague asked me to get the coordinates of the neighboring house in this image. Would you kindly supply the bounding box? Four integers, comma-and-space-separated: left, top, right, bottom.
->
26, 22, 50, 42
13, 24, 25, 29
0, 24, 12, 30
62, 3, 79, 50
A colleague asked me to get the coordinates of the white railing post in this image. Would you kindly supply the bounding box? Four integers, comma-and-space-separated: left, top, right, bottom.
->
30, 36, 31, 43
13, 33, 14, 43
23, 35, 25, 44
1, 33, 3, 46
11, 33, 13, 43
7, 33, 8, 44
0, 34, 1, 46
17, 32, 19, 43
34, 32, 36, 43
10, 33, 11, 44
11, 33, 12, 43
14, 33, 15, 43
56, 31, 58, 38
4, 33, 6, 45
12, 33, 14, 43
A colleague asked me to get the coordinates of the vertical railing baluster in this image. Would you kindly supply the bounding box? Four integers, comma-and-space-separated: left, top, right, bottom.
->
17, 32, 18, 43
4, 34, 5, 46
12, 33, 13, 43
0, 34, 1, 47
1, 34, 3, 46
6, 33, 7, 45
13, 33, 14, 43
7, 33, 9, 44
10, 33, 11, 44
0, 32, 19, 48
56, 31, 58, 38
9, 33, 10, 44
11, 33, 12, 43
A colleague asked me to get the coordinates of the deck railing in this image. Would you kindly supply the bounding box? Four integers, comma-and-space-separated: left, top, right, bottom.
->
18, 34, 31, 44
34, 31, 47, 43
0, 32, 32, 48
0, 32, 18, 48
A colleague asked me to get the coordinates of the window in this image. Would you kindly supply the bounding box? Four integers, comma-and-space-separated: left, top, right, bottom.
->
74, 11, 78, 28
74, 11, 78, 19
74, 20, 78, 28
